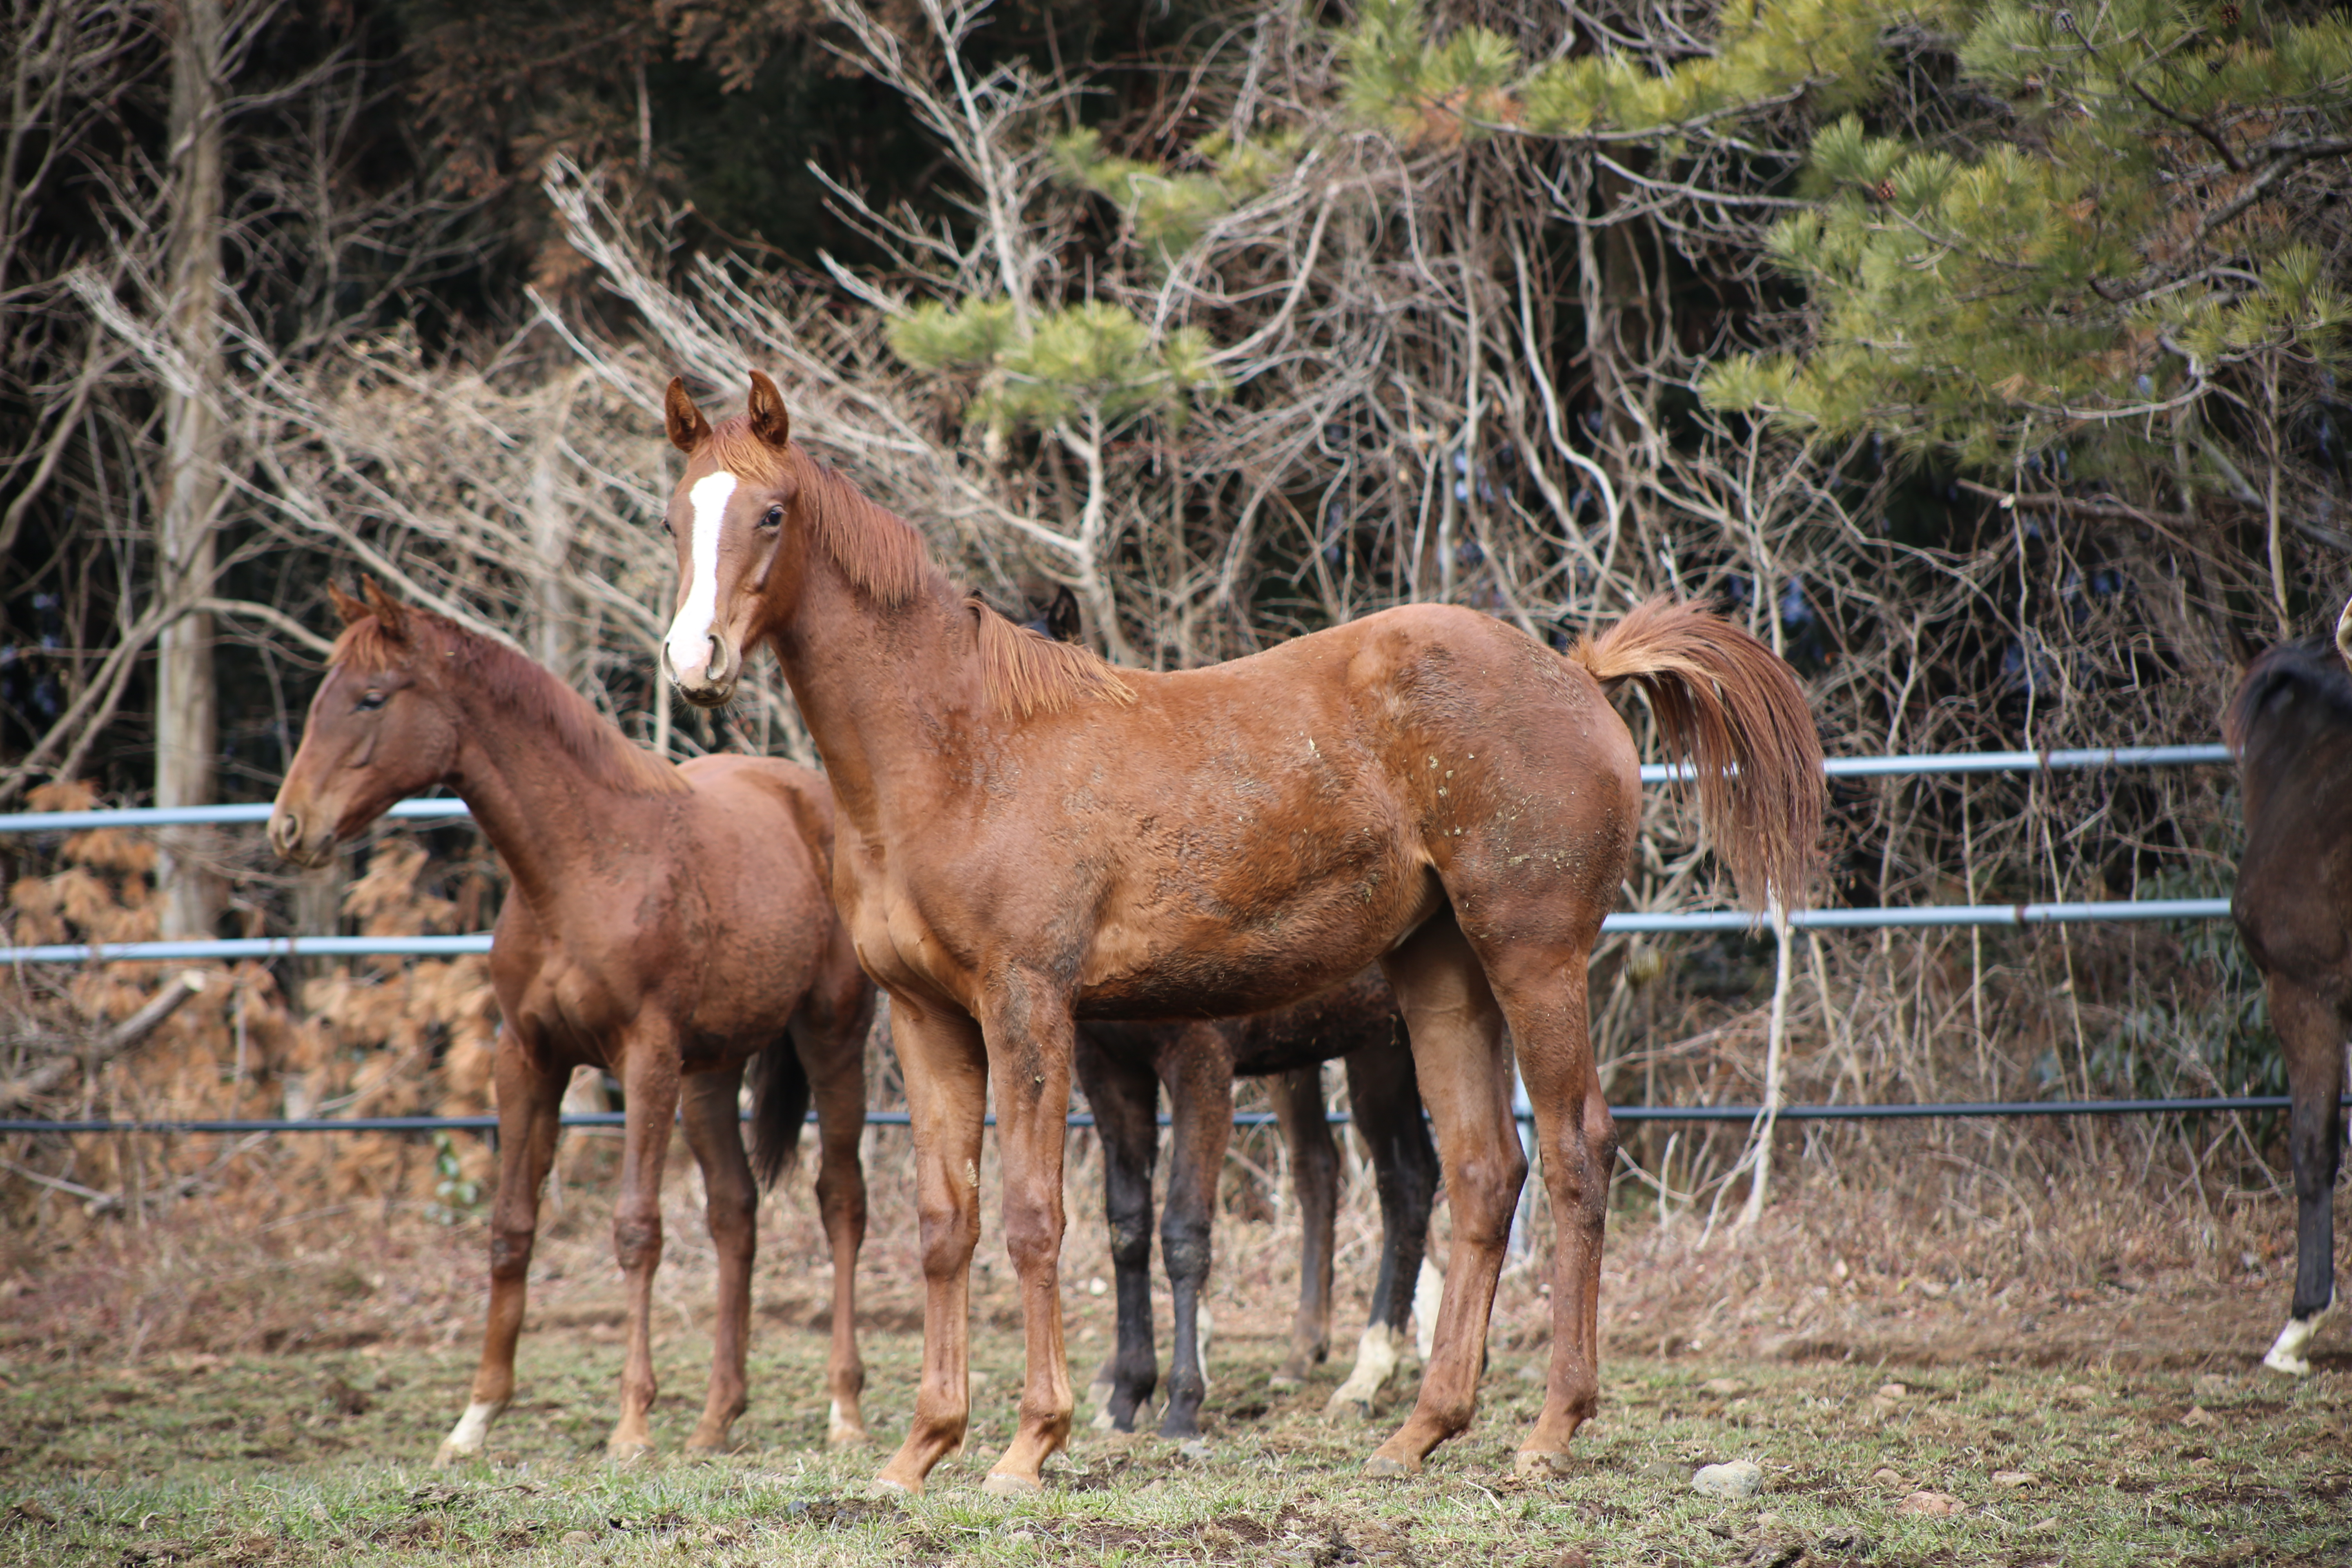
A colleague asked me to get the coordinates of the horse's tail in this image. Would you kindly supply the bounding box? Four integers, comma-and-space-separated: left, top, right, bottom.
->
1566, 597, 1826, 909
747, 1029, 811, 1188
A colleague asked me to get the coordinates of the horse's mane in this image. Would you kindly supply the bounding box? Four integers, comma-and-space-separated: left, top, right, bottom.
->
970, 598, 1136, 717
698, 415, 1134, 719
332, 608, 689, 798
2224, 635, 2352, 756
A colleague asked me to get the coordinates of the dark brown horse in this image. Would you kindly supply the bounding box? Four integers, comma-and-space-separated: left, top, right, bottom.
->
1076, 967, 1437, 1438
269, 580, 876, 1461
2226, 633, 2352, 1375
657, 373, 1822, 1494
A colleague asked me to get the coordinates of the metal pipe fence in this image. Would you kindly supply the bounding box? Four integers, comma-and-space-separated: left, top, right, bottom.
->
5, 1095, 2343, 1140
0, 743, 2266, 1137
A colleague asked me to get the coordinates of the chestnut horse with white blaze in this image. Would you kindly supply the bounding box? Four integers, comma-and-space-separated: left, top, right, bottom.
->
657, 373, 1824, 1495
269, 581, 875, 1463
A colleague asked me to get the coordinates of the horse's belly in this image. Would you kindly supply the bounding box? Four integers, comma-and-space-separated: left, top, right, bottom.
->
1074, 864, 1441, 1021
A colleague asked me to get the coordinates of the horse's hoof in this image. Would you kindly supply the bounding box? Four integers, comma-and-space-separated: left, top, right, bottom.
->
1513, 1450, 1573, 1481
1362, 1452, 1419, 1479
866, 1475, 919, 1500
607, 1440, 654, 1465
1326, 1395, 1374, 1422
828, 1424, 873, 1448
430, 1443, 468, 1471
2261, 1350, 2312, 1376
980, 1470, 1043, 1498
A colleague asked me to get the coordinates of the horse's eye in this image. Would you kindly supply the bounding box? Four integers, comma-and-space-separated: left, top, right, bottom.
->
356, 691, 386, 713
760, 505, 783, 530
661, 517, 675, 537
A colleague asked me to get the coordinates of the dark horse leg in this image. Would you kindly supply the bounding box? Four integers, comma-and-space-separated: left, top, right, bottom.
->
679, 1065, 757, 1452
1073, 1029, 1162, 1432
1269, 1066, 1339, 1389
434, 1035, 563, 1467
2263, 973, 2347, 1374
1156, 1022, 1234, 1439
1326, 1034, 1439, 1418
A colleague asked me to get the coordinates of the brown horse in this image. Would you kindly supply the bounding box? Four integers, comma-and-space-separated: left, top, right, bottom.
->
2226, 634, 2352, 1375
657, 373, 1822, 1494
1076, 967, 1437, 1437
268, 580, 876, 1462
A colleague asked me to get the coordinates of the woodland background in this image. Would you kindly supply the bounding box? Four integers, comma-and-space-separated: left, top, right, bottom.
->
1, 0, 2349, 1262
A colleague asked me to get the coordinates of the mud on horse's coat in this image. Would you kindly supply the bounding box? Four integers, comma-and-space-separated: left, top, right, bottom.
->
656, 371, 1825, 1495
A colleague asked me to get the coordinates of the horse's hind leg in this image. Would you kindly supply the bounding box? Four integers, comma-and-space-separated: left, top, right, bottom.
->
1477, 936, 1615, 1478
1327, 1032, 1438, 1419
1368, 912, 1521, 1477
1270, 1066, 1337, 1389
2263, 973, 2347, 1375
1072, 1030, 1160, 1432
800, 981, 876, 1445
435, 1037, 562, 1468
1157, 1023, 1234, 1439
680, 1065, 757, 1453
608, 1032, 684, 1460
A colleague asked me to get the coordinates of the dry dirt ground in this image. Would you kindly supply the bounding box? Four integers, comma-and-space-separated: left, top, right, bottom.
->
1, 1154, 2347, 1567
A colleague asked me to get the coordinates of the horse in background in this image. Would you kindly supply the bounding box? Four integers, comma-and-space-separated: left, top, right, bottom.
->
1076, 967, 1437, 1438
2226, 633, 2352, 1375
270, 580, 876, 1461
657, 372, 1823, 1494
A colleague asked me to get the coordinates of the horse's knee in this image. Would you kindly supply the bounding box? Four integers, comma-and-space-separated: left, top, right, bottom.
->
1451, 1150, 1528, 1248
488, 1226, 536, 1283
612, 1209, 662, 1272
1002, 1196, 1063, 1276
916, 1196, 978, 1281
1160, 1213, 1212, 1286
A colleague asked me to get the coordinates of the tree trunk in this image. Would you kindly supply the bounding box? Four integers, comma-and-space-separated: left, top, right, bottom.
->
155, 0, 227, 940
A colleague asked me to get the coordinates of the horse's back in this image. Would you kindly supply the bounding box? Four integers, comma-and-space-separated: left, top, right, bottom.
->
2230, 640, 2352, 986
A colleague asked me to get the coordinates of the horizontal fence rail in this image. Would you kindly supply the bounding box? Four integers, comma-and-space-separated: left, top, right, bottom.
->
0, 744, 2241, 837
5, 1095, 2344, 1139
0, 899, 2242, 965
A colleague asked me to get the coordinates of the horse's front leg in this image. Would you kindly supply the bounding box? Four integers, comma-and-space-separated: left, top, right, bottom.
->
435, 1037, 562, 1467
1371, 913, 1520, 1477
1071, 1030, 1161, 1432
608, 1033, 683, 1460
1157, 1025, 1233, 1439
679, 1065, 756, 1452
1269, 1065, 1337, 1390
871, 1000, 988, 1496
800, 982, 877, 1445
977, 973, 1078, 1495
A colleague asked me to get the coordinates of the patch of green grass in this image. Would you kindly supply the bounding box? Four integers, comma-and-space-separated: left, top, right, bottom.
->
2, 1324, 2346, 1565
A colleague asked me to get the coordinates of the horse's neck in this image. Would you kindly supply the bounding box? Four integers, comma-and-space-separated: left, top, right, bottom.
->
770, 555, 979, 836
445, 670, 672, 910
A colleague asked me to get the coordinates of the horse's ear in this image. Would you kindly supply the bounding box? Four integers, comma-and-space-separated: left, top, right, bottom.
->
359, 577, 408, 641
665, 377, 711, 454
327, 581, 369, 628
1045, 584, 1082, 644
746, 370, 791, 449
2335, 594, 2352, 675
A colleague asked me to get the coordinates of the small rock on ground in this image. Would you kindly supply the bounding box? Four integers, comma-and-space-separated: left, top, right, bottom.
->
1178, 1439, 1212, 1463
1899, 1490, 1961, 1517
1638, 1459, 1691, 1482
1992, 1470, 2036, 1488
1692, 1460, 1764, 1499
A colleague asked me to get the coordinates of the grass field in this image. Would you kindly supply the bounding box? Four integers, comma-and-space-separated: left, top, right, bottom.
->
5, 1269, 2346, 1566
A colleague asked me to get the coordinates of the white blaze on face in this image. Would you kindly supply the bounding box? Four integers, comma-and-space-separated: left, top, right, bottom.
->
664, 470, 738, 682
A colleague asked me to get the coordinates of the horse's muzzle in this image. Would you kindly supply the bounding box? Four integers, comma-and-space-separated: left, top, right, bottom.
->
662, 630, 739, 709
266, 803, 334, 869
